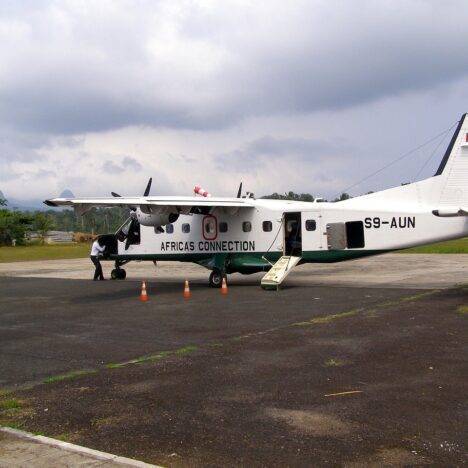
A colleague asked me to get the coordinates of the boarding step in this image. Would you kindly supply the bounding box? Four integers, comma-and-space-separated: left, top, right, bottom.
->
261, 256, 301, 290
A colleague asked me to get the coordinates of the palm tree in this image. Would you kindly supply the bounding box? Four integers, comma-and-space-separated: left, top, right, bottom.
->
33, 213, 55, 244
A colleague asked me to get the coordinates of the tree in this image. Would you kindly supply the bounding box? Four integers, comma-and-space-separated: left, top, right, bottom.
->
32, 213, 55, 244
333, 193, 351, 202
262, 191, 315, 202
0, 198, 7, 207
0, 209, 32, 246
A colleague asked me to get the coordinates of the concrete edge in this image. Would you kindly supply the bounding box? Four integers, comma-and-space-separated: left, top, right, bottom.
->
0, 427, 163, 467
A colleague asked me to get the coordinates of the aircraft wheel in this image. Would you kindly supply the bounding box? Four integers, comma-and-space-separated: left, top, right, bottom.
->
111, 268, 126, 280
209, 269, 223, 288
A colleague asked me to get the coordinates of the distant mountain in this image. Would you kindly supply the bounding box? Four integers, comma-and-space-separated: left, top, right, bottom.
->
0, 189, 77, 211
5, 199, 47, 211
0, 190, 47, 211
60, 189, 75, 198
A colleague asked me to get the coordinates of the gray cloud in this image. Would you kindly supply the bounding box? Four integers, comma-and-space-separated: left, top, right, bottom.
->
102, 160, 125, 174
0, 129, 49, 162
0, 1, 467, 135
1, 1, 467, 202
216, 135, 346, 172
102, 156, 142, 174
122, 156, 142, 171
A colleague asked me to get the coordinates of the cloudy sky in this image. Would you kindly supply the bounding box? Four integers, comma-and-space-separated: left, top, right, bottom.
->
1, 0, 468, 202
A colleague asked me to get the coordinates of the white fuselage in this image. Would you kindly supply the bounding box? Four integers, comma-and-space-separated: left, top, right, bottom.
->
118, 195, 467, 261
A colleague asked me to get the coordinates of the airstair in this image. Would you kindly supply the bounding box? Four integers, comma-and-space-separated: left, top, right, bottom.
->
261, 256, 301, 290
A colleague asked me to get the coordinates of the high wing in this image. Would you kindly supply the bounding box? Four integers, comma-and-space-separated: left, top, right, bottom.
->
44, 196, 255, 214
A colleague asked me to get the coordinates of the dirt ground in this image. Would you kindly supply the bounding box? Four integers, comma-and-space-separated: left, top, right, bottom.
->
1, 274, 466, 466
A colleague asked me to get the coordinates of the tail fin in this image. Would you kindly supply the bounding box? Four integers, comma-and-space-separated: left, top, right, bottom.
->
435, 113, 468, 207
435, 113, 467, 176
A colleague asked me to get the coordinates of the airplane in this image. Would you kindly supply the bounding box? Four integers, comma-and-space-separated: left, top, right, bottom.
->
45, 113, 468, 289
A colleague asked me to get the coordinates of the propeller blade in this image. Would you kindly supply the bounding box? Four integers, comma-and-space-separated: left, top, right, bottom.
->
143, 177, 152, 197
236, 182, 243, 198
111, 192, 122, 197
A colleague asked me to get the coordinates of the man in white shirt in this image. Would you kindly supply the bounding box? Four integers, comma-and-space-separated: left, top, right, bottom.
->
90, 238, 106, 280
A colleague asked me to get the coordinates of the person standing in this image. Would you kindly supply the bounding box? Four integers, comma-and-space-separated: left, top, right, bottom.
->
90, 238, 106, 280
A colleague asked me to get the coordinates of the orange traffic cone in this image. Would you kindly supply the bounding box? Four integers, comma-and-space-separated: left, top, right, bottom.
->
140, 281, 149, 302
183, 280, 191, 299
221, 277, 228, 295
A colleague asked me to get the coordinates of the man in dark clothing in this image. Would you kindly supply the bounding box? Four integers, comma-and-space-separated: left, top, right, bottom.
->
90, 239, 106, 280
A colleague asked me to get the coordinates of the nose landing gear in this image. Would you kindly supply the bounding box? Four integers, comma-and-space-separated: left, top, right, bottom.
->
110, 260, 128, 280
111, 268, 126, 280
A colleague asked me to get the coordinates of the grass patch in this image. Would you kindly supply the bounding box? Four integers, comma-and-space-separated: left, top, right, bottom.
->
0, 422, 25, 430
175, 345, 198, 356
52, 433, 71, 442
400, 237, 468, 254
457, 305, 468, 316
0, 398, 22, 410
0, 243, 90, 263
295, 309, 360, 326
324, 358, 346, 367
106, 351, 172, 368
381, 290, 438, 308
400, 291, 439, 302
107, 345, 199, 369
43, 369, 97, 384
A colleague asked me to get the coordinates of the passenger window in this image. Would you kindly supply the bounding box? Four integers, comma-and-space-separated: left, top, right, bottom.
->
306, 220, 316, 231
262, 221, 272, 232
242, 221, 252, 232
182, 223, 190, 233
166, 224, 174, 234
219, 222, 228, 233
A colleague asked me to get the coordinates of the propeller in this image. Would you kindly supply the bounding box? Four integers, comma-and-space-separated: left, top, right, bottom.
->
143, 177, 152, 197
110, 177, 152, 211
111, 177, 152, 198
236, 181, 243, 198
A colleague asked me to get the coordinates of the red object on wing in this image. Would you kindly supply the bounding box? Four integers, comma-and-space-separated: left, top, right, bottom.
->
194, 185, 211, 197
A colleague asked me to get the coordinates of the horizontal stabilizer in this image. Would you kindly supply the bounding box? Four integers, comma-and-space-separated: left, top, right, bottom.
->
432, 207, 468, 217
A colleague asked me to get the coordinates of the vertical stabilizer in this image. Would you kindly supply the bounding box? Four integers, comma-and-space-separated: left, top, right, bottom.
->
435, 113, 468, 207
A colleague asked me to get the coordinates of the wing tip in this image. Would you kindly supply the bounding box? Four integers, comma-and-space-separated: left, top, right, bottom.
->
43, 199, 58, 207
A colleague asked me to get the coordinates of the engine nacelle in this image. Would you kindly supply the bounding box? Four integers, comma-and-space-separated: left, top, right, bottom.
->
136, 208, 179, 227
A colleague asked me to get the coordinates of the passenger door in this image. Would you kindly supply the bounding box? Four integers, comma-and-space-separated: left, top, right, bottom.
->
284, 212, 302, 256
301, 211, 322, 252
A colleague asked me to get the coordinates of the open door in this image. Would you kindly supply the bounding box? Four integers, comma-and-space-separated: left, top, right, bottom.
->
284, 212, 302, 256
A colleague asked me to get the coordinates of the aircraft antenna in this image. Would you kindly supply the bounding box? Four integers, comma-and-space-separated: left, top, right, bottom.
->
334, 120, 458, 198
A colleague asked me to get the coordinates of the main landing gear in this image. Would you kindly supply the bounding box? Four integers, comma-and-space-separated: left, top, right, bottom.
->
209, 268, 225, 288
